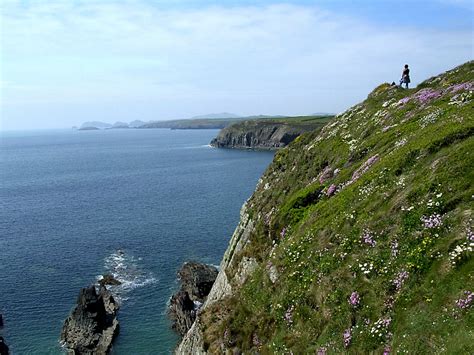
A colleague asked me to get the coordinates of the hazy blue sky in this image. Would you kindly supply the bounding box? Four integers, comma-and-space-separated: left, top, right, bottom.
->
1, 0, 473, 130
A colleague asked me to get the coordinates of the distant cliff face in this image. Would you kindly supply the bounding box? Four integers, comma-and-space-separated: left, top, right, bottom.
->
177, 62, 474, 354
210, 118, 331, 150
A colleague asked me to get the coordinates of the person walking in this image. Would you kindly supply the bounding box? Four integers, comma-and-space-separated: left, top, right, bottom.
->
400, 64, 411, 89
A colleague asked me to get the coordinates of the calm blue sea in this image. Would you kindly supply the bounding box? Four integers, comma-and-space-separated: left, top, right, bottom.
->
0, 128, 274, 354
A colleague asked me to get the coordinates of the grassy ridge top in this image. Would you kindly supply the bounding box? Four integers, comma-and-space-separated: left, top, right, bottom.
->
200, 61, 474, 353
222, 115, 334, 129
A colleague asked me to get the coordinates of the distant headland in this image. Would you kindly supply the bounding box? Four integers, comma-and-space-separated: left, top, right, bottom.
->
76, 112, 334, 131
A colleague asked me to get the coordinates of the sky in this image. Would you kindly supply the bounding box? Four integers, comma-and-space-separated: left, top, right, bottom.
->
0, 0, 473, 130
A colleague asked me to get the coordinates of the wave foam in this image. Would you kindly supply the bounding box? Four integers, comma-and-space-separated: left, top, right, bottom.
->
97, 250, 157, 302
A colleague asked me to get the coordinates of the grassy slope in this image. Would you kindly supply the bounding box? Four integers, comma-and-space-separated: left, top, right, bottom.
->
201, 62, 474, 353
223, 115, 334, 131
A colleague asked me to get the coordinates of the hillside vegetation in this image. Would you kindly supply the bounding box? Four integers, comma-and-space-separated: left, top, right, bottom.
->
183, 61, 474, 354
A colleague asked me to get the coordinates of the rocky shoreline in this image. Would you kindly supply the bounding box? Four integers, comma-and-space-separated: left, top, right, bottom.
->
61, 284, 119, 354
168, 262, 218, 337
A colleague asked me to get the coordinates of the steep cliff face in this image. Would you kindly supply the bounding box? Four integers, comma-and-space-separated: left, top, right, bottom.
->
210, 117, 331, 149
178, 62, 474, 354
61, 286, 119, 354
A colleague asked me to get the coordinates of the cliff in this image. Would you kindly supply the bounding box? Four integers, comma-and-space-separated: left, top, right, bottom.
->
177, 62, 474, 353
210, 116, 332, 149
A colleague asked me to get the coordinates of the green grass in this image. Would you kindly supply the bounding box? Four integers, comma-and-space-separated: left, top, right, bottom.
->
199, 61, 474, 353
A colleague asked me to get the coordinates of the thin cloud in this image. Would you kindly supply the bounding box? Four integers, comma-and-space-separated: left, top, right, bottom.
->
0, 1, 472, 129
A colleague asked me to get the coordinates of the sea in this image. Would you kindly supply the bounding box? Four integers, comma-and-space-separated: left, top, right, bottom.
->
0, 128, 274, 354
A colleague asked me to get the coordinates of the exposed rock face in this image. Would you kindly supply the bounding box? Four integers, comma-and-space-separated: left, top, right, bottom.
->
178, 262, 219, 303
61, 285, 119, 354
169, 290, 196, 337
210, 121, 301, 149
176, 204, 254, 354
210, 119, 330, 150
0, 337, 9, 355
169, 262, 218, 337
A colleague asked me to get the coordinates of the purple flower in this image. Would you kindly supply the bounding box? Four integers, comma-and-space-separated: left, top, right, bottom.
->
326, 184, 337, 197
383, 346, 391, 355
361, 229, 376, 247
421, 213, 443, 229
397, 96, 411, 106
349, 291, 360, 307
413, 88, 442, 105
343, 327, 352, 348
280, 227, 287, 239
393, 270, 409, 291
447, 81, 473, 94
317, 347, 327, 355
455, 291, 473, 310
252, 333, 261, 348
350, 155, 380, 184
467, 228, 474, 242
319, 166, 334, 184
391, 240, 399, 257
284, 305, 294, 325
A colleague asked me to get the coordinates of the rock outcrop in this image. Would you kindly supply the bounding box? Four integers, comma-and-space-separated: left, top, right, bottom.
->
210, 118, 331, 149
0, 337, 9, 355
0, 313, 3, 328
61, 285, 119, 354
169, 262, 218, 337
98, 274, 122, 287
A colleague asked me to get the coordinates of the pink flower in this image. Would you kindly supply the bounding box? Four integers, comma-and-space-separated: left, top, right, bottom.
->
326, 184, 337, 197
343, 328, 352, 348
361, 229, 376, 247
393, 270, 409, 291
284, 305, 294, 325
455, 291, 473, 310
349, 291, 360, 307
350, 155, 380, 184
397, 96, 411, 106
421, 213, 443, 229
413, 88, 442, 105
447, 81, 473, 94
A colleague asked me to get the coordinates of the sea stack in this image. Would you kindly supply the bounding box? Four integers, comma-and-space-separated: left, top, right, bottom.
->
61, 285, 119, 354
0, 337, 9, 355
169, 262, 218, 336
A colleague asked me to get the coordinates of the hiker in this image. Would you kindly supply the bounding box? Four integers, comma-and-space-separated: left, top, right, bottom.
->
399, 64, 410, 89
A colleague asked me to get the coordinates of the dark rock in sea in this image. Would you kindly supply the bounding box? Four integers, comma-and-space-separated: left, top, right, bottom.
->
0, 337, 9, 355
61, 285, 119, 354
0, 313, 3, 327
169, 290, 197, 336
169, 262, 218, 337
98, 274, 122, 287
178, 262, 218, 303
